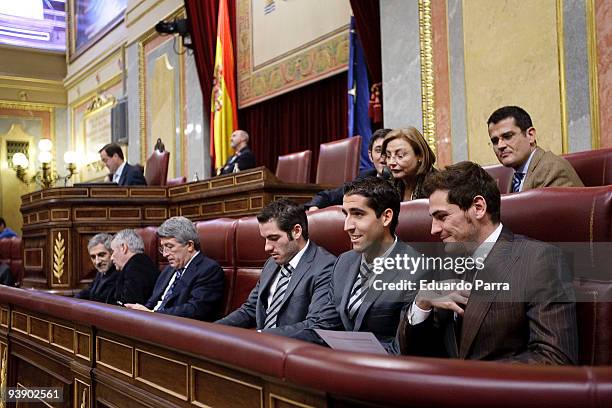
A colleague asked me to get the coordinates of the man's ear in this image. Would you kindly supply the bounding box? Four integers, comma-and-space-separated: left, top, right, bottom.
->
381, 208, 394, 228
291, 224, 302, 240
471, 195, 488, 220
526, 126, 537, 146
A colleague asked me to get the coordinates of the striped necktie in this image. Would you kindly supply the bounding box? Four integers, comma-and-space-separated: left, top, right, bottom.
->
347, 262, 373, 320
511, 172, 525, 193
263, 265, 294, 329
159, 267, 185, 308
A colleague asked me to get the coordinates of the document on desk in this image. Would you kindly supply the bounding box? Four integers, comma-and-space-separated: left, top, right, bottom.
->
314, 329, 388, 355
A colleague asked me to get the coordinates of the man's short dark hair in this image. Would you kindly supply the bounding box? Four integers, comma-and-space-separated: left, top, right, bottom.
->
368, 128, 392, 152
99, 143, 125, 160
0, 217, 5, 228
422, 161, 501, 224
487, 106, 533, 133
257, 199, 309, 240
343, 177, 401, 235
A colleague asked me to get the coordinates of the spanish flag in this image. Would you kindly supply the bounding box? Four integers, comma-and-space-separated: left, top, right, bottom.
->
210, 0, 238, 171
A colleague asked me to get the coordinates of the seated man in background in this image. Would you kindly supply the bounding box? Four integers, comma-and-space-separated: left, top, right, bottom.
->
75, 233, 118, 303
0, 217, 17, 239
487, 106, 583, 192
399, 161, 577, 364
110, 229, 159, 305
126, 216, 224, 320
305, 128, 391, 211
216, 199, 336, 337
99, 143, 147, 186
292, 177, 428, 352
219, 130, 256, 175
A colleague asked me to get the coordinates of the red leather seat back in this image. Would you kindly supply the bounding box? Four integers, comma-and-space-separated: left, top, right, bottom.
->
196, 218, 237, 316
145, 150, 170, 186
9, 237, 23, 285
307, 206, 351, 256
563, 147, 612, 187
316, 136, 361, 185
233, 217, 267, 311
0, 238, 10, 265
166, 176, 187, 186
484, 163, 513, 194
574, 279, 612, 365
135, 226, 160, 268
276, 150, 312, 183
397, 199, 442, 256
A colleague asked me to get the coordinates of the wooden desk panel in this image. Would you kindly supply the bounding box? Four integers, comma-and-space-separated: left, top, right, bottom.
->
19, 167, 329, 292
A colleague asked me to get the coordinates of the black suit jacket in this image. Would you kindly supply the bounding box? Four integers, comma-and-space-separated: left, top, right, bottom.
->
292, 240, 428, 352
118, 163, 147, 186
304, 168, 378, 209
219, 147, 256, 175
114, 253, 159, 305
400, 227, 578, 364
145, 252, 224, 320
75, 266, 119, 304
216, 242, 336, 337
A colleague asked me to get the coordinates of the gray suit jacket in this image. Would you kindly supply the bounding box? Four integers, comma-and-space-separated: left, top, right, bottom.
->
522, 147, 583, 190
292, 240, 428, 352
215, 241, 336, 337
399, 227, 578, 364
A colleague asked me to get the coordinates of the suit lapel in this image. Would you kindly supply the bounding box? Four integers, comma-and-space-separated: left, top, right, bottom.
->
162, 253, 201, 304
353, 244, 404, 331
459, 228, 518, 358
523, 147, 543, 190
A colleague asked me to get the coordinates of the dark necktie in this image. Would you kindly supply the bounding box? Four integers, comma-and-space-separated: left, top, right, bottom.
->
511, 172, 525, 193
263, 265, 294, 329
159, 267, 185, 308
347, 262, 373, 320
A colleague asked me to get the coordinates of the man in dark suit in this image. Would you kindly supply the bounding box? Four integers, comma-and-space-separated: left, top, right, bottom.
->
292, 177, 427, 352
110, 229, 159, 305
305, 129, 391, 211
75, 233, 119, 303
487, 106, 583, 192
398, 161, 578, 364
126, 216, 224, 320
99, 143, 147, 186
216, 199, 336, 337
218, 130, 256, 175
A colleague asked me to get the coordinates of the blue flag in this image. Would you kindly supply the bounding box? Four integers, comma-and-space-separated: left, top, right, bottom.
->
347, 16, 373, 172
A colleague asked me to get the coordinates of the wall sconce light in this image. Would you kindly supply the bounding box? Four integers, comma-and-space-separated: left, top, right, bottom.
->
11, 139, 79, 189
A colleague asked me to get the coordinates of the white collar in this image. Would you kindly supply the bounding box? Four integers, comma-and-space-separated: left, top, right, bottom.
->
114, 162, 126, 181
472, 223, 503, 261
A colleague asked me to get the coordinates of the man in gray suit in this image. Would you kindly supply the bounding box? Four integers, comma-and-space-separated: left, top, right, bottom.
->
398, 161, 578, 364
291, 177, 428, 352
216, 199, 336, 337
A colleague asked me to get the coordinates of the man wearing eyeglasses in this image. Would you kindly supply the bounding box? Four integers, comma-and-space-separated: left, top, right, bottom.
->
487, 106, 583, 193
215, 199, 336, 336
125, 217, 224, 320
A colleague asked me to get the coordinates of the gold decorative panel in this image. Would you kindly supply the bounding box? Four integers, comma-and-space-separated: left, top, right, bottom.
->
11, 311, 27, 334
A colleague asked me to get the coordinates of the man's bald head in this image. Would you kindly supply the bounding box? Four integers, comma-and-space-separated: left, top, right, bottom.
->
230, 130, 249, 151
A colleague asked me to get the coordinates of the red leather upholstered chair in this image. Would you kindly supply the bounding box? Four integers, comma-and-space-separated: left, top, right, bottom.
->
574, 278, 612, 365
232, 217, 267, 312
9, 237, 23, 286
307, 206, 351, 256
196, 218, 237, 316
275, 150, 312, 183
166, 176, 187, 186
0, 239, 11, 266
144, 139, 170, 186
135, 226, 160, 269
315, 136, 361, 185
563, 147, 612, 187
484, 164, 513, 194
